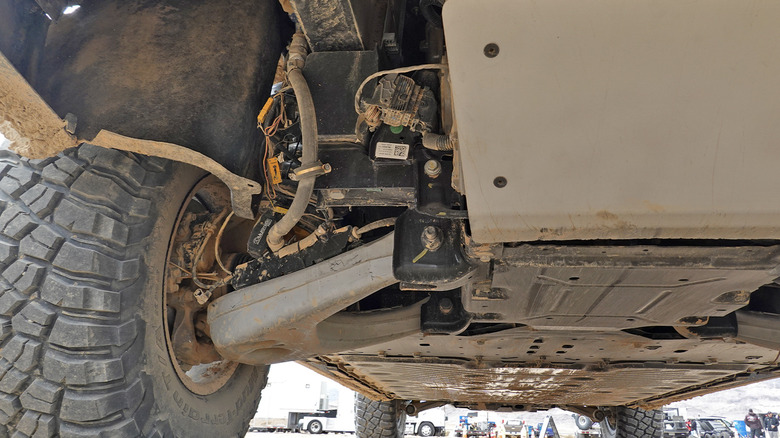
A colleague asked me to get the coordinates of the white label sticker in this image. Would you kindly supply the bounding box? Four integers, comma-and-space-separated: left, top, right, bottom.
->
375, 142, 410, 160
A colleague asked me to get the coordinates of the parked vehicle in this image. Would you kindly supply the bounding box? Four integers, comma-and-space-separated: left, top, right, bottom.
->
300, 406, 355, 435
663, 408, 690, 438
695, 418, 737, 438
4, 0, 780, 437
467, 421, 497, 438
406, 407, 447, 436
252, 364, 355, 432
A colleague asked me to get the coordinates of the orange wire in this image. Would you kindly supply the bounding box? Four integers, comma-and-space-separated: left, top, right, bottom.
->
260, 89, 291, 202
262, 114, 283, 200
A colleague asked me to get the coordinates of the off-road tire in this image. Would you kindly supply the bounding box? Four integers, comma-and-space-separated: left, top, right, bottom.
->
355, 394, 407, 438
0, 145, 268, 436
601, 407, 663, 438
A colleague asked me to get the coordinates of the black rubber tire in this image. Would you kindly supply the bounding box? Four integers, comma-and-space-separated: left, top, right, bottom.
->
576, 415, 594, 430
355, 394, 407, 438
419, 421, 436, 437
0, 145, 268, 436
600, 407, 663, 438
309, 419, 323, 434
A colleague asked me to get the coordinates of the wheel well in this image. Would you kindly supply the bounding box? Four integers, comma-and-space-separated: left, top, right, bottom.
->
25, 0, 290, 179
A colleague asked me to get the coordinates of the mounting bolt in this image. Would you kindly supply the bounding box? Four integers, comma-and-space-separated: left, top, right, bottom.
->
484, 43, 500, 58
438, 297, 454, 315
421, 225, 443, 252
493, 176, 507, 188
424, 160, 442, 178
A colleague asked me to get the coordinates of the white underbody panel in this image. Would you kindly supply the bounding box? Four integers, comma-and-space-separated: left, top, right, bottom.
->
444, 0, 780, 243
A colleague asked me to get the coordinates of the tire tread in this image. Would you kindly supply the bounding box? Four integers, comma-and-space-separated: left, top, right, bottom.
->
0, 146, 162, 435
355, 394, 406, 438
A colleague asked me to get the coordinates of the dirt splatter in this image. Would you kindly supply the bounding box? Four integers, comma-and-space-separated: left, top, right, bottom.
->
0, 53, 77, 158
596, 210, 620, 221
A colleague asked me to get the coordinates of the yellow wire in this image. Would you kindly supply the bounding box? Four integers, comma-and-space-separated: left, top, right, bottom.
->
412, 248, 428, 264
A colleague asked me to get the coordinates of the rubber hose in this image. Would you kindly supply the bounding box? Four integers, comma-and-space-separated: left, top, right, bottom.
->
420, 0, 445, 28
422, 132, 455, 151
266, 49, 318, 252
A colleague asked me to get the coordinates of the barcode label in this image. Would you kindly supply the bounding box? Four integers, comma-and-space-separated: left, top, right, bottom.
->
375, 142, 410, 160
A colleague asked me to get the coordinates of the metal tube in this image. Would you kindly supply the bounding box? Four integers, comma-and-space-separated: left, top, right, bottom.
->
208, 233, 399, 365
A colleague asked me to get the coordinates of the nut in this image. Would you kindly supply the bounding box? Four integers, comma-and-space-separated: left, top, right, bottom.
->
424, 160, 442, 178
439, 297, 454, 315
421, 225, 443, 252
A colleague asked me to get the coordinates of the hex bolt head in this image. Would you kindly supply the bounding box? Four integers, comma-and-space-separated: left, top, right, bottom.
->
424, 160, 442, 178
421, 225, 443, 252
439, 297, 454, 315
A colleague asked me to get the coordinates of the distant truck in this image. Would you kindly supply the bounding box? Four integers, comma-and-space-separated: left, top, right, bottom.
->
693, 417, 737, 438
251, 364, 356, 433
298, 386, 356, 433
406, 407, 447, 436
662, 408, 690, 438
299, 404, 356, 434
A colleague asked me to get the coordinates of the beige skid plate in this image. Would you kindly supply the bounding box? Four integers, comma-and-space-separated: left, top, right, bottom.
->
444, 0, 780, 243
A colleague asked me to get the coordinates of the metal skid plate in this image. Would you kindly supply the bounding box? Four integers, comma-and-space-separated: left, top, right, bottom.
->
335, 358, 741, 407
465, 244, 780, 329
317, 326, 780, 407
444, 0, 780, 243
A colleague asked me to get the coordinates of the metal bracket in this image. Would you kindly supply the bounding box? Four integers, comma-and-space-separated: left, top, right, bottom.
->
89, 130, 262, 219
290, 160, 332, 181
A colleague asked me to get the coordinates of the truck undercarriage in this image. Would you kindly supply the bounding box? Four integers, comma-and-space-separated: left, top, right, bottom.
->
2, 0, 780, 436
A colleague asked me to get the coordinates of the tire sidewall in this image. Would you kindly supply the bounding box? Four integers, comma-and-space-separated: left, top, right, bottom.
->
601, 416, 617, 438
309, 419, 323, 434
135, 163, 267, 436
420, 422, 435, 437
